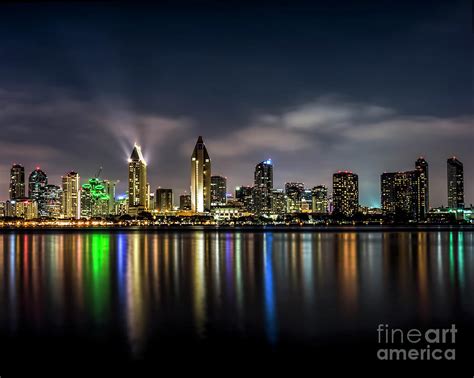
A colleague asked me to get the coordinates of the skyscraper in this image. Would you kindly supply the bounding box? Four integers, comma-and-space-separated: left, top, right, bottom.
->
381, 170, 420, 220
332, 171, 359, 217
415, 157, 429, 217
61, 171, 81, 219
235, 185, 253, 212
447, 157, 464, 209
285, 182, 304, 213
312, 185, 328, 214
191, 136, 211, 213
43, 184, 62, 218
28, 167, 48, 217
179, 194, 191, 211
9, 164, 25, 200
253, 159, 273, 215
156, 188, 173, 212
128, 144, 148, 215
81, 178, 110, 218
210, 175, 227, 207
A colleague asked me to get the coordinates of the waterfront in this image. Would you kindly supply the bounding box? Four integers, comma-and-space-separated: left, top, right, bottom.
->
0, 229, 472, 373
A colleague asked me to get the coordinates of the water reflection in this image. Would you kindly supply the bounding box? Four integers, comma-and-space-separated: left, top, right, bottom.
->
0, 230, 472, 359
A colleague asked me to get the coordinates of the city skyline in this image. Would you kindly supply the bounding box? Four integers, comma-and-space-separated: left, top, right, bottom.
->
0, 1, 472, 207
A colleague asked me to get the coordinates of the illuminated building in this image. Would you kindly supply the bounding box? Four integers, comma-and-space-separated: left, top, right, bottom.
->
212, 205, 243, 221
301, 189, 312, 211
43, 184, 62, 219
149, 192, 155, 211
179, 194, 191, 211
312, 185, 328, 214
270, 189, 286, 215
253, 159, 273, 215
156, 188, 173, 212
191, 136, 211, 213
128, 144, 148, 215
415, 157, 429, 216
381, 170, 427, 221
6, 198, 38, 219
333, 171, 359, 217
0, 201, 5, 217
61, 171, 81, 219
211, 175, 227, 206
381, 158, 430, 221
235, 185, 253, 212
28, 167, 48, 217
447, 157, 464, 209
115, 195, 128, 216
9, 164, 25, 200
285, 182, 304, 213
81, 178, 110, 218
103, 179, 117, 215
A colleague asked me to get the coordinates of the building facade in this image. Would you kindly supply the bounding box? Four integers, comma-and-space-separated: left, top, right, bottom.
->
312, 185, 328, 214
156, 188, 173, 212
28, 167, 48, 217
9, 164, 25, 200
447, 157, 464, 209
128, 144, 148, 215
332, 171, 359, 217
253, 159, 273, 215
61, 171, 81, 219
210, 175, 227, 207
191, 136, 211, 213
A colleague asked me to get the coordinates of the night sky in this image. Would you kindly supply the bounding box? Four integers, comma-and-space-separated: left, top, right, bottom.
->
0, 1, 472, 207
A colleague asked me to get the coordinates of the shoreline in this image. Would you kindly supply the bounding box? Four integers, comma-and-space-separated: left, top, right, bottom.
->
0, 224, 472, 233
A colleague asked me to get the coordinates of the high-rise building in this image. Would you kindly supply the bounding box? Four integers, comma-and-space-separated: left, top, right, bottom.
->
61, 171, 81, 219
179, 194, 191, 211
28, 167, 48, 217
191, 136, 211, 213
270, 189, 286, 215
9, 164, 25, 200
312, 185, 328, 214
285, 182, 304, 213
253, 159, 273, 215
332, 171, 359, 217
235, 185, 253, 212
381, 170, 421, 220
6, 199, 38, 220
81, 178, 110, 218
43, 184, 62, 219
211, 175, 227, 207
301, 189, 312, 211
415, 157, 429, 216
447, 157, 464, 209
128, 144, 148, 215
156, 188, 173, 212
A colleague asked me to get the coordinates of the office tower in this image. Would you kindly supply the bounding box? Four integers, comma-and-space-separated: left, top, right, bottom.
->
447, 157, 464, 209
270, 189, 286, 215
381, 171, 420, 220
332, 171, 359, 217
128, 144, 148, 215
156, 188, 173, 212
179, 194, 191, 211
103, 179, 117, 215
235, 185, 253, 212
253, 159, 273, 215
285, 182, 304, 213
211, 175, 227, 206
301, 189, 313, 211
9, 164, 25, 200
191, 136, 211, 212
312, 185, 328, 214
415, 157, 429, 216
81, 178, 110, 218
149, 192, 156, 211
43, 184, 62, 218
61, 171, 81, 219
28, 167, 48, 217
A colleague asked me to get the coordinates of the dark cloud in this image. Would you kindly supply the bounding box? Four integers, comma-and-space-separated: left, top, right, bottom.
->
0, 1, 471, 207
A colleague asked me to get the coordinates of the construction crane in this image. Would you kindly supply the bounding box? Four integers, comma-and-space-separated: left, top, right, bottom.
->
95, 166, 103, 179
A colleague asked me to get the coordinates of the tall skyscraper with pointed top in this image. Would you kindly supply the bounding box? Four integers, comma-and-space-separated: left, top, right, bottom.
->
191, 136, 211, 213
128, 144, 148, 215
